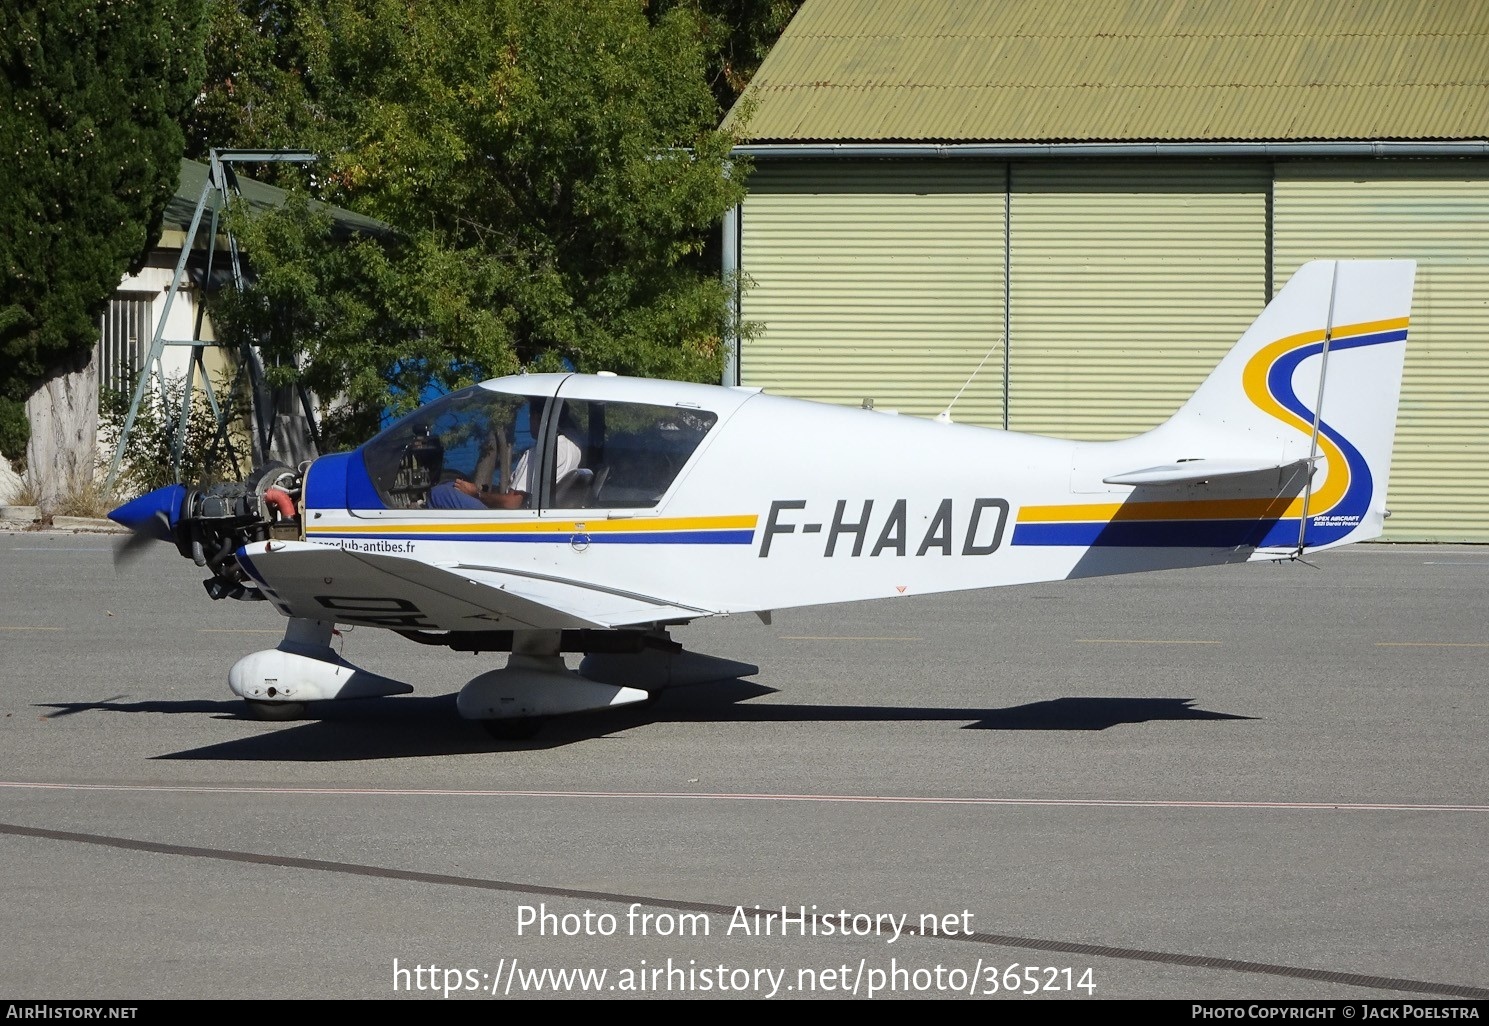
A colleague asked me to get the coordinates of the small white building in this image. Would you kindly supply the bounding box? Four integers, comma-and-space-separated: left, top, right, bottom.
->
2, 158, 380, 509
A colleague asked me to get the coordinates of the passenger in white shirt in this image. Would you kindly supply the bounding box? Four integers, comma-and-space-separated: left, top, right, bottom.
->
449, 407, 582, 509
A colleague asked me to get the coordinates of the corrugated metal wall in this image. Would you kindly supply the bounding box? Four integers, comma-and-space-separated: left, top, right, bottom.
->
738, 156, 1487, 540
739, 161, 1008, 424
1273, 160, 1489, 542
1007, 160, 1269, 438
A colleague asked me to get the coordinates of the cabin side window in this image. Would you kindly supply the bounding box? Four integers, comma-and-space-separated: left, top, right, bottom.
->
551, 400, 718, 509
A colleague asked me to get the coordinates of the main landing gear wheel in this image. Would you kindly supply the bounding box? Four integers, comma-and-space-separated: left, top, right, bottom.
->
479, 718, 546, 741
243, 699, 310, 721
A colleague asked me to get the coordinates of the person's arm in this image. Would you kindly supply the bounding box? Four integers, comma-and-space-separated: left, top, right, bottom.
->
451, 478, 525, 509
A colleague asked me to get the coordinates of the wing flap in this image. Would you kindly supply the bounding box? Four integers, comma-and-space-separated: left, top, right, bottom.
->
454, 563, 713, 627
236, 542, 709, 630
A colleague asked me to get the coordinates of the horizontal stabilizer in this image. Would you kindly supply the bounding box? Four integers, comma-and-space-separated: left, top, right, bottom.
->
1103, 457, 1314, 487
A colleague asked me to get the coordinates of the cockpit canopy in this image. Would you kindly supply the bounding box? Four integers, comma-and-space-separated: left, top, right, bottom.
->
360, 383, 719, 511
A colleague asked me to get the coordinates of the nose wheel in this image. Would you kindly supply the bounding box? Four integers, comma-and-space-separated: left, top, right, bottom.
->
229, 617, 415, 717
478, 717, 546, 741
243, 698, 310, 721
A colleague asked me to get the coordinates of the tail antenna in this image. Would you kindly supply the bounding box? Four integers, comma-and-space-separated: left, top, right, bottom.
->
936, 335, 1005, 424
1294, 261, 1342, 557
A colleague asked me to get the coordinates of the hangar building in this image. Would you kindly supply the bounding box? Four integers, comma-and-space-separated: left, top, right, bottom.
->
724, 0, 1489, 541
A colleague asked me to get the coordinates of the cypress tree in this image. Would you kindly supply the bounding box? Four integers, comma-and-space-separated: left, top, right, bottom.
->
0, 0, 206, 461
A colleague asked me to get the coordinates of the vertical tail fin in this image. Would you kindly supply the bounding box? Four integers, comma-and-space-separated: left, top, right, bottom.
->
1154, 259, 1415, 550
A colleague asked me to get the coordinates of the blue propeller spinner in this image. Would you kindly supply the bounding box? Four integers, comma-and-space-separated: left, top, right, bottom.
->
107, 484, 187, 542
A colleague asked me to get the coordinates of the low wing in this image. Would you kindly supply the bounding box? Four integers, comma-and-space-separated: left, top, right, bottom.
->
235, 541, 715, 631
1103, 457, 1315, 487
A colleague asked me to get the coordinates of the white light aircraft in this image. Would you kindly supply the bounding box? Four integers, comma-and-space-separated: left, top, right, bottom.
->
110, 259, 1415, 737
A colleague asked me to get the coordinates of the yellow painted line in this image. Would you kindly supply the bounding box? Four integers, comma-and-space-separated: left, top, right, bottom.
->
0, 626, 62, 631
1076, 638, 1221, 645
1018, 496, 1295, 523
1017, 502, 1124, 523
4, 779, 1486, 812
574, 515, 756, 534
1376, 642, 1489, 649
197, 629, 282, 634
307, 514, 758, 536
780, 635, 922, 641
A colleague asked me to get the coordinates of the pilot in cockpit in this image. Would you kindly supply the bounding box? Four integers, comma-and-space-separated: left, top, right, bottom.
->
430, 400, 582, 510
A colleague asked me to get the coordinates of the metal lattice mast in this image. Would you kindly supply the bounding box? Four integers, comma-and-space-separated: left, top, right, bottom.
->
105, 149, 319, 492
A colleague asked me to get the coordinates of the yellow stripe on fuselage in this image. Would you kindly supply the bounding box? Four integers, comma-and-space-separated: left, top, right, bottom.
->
1018, 495, 1298, 523
305, 514, 758, 535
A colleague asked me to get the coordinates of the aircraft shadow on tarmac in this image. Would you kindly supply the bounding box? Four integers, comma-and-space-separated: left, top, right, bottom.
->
38, 683, 1254, 761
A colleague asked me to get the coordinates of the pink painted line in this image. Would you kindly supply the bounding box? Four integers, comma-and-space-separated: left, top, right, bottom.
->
0, 780, 1483, 812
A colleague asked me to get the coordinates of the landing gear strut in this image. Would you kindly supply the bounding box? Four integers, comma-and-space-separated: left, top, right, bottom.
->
457, 630, 649, 736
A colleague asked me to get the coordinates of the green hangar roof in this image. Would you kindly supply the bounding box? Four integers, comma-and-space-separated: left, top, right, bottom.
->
727, 0, 1489, 143
164, 159, 391, 239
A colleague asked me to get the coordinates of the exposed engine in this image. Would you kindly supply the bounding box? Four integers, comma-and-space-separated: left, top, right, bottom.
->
174, 462, 304, 601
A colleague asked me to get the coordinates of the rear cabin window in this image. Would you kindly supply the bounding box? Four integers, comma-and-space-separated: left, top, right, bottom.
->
553, 400, 717, 509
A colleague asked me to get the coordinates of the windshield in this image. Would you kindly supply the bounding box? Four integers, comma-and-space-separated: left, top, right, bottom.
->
360, 386, 542, 510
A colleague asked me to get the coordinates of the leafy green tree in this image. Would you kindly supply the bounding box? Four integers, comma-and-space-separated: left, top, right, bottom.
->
185, 0, 319, 187
199, 1, 749, 450
0, 0, 206, 462
652, 1, 802, 114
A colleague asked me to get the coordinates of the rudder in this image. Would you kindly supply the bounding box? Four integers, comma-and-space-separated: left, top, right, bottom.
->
1153, 259, 1415, 551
